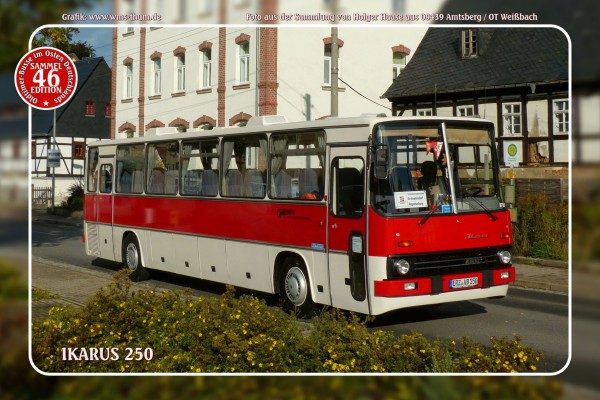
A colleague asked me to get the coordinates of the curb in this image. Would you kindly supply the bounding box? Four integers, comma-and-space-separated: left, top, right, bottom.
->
511, 279, 568, 294
513, 256, 568, 269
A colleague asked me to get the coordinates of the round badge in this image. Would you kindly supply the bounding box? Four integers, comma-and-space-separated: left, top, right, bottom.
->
14, 47, 78, 110
507, 144, 518, 157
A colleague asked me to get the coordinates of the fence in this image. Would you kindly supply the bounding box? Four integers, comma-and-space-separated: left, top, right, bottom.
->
31, 185, 51, 208
516, 178, 568, 208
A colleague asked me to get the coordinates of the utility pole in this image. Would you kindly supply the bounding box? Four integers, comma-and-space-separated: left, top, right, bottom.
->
331, 28, 339, 117
51, 108, 56, 213
330, 0, 339, 117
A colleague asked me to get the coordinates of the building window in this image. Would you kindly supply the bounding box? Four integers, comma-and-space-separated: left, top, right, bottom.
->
392, 52, 407, 80
152, 58, 161, 95
503, 103, 522, 136
175, 54, 186, 92
324, 44, 332, 85
105, 103, 111, 117
457, 105, 475, 117
124, 129, 134, 138
417, 109, 433, 116
238, 42, 250, 84
125, 63, 133, 99
198, 122, 213, 130
462, 29, 478, 58
85, 101, 95, 116
553, 99, 569, 133
202, 49, 212, 88
198, 0, 214, 15
73, 143, 85, 160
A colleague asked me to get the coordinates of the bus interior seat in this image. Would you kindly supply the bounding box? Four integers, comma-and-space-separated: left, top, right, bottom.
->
298, 168, 319, 197
183, 170, 202, 195
390, 166, 414, 192
244, 170, 266, 198
201, 170, 218, 196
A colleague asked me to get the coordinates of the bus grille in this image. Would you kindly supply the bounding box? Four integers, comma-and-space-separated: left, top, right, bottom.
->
410, 248, 502, 277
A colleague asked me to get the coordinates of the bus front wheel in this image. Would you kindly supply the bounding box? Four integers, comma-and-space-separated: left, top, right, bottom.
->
122, 234, 149, 282
280, 257, 314, 317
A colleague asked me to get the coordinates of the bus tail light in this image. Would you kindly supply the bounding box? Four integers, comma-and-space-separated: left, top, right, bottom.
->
500, 233, 510, 239
397, 240, 413, 247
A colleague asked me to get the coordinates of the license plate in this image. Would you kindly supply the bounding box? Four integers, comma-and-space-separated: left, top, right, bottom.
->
450, 277, 479, 289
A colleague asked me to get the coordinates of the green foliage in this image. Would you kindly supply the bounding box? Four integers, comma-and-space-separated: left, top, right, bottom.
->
60, 182, 85, 212
32, 27, 96, 59
33, 271, 545, 374
512, 194, 568, 260
0, 261, 27, 301
572, 192, 600, 261
0, 0, 97, 72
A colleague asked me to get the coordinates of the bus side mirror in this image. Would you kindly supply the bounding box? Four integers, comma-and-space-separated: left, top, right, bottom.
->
374, 147, 388, 179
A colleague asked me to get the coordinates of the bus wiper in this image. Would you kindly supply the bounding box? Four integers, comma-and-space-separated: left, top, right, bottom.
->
463, 194, 497, 221
418, 208, 436, 225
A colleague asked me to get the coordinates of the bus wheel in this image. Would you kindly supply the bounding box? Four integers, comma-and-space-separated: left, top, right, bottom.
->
280, 257, 314, 317
122, 235, 149, 282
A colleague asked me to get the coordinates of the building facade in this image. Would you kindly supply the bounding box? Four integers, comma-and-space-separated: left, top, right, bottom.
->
382, 27, 569, 202
112, 25, 428, 138
31, 57, 112, 204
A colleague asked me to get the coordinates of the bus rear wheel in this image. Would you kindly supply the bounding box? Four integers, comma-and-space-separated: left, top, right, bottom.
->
280, 257, 314, 317
122, 234, 149, 282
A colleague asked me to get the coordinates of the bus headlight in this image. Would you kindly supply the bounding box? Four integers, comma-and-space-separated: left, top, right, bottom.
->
497, 250, 512, 265
393, 259, 411, 275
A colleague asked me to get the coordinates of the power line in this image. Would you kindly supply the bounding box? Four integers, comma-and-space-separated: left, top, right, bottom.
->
337, 76, 391, 111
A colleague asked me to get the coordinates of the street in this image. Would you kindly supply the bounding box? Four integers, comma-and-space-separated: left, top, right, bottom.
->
32, 221, 580, 379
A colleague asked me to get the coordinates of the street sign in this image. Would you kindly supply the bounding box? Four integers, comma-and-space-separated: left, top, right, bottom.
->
504, 143, 520, 167
48, 149, 61, 168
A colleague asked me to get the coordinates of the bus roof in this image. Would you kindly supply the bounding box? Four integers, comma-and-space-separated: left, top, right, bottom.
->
90, 115, 494, 147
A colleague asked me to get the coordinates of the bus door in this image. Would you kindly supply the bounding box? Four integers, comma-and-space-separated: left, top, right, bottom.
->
93, 156, 115, 260
327, 146, 369, 314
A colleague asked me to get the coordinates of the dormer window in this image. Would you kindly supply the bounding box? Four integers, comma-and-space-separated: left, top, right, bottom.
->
462, 29, 478, 58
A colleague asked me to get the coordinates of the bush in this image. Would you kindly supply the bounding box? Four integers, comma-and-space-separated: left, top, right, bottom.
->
512, 194, 568, 260
59, 182, 84, 212
32, 271, 545, 374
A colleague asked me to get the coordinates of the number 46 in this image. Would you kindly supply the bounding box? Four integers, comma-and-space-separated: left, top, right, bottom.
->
33, 69, 60, 87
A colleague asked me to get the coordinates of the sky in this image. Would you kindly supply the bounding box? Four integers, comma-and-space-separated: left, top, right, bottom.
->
72, 1, 114, 65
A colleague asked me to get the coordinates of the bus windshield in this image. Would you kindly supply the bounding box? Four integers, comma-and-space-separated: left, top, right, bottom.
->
371, 121, 503, 217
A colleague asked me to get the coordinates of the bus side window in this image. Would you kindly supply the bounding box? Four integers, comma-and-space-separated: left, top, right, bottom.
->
99, 164, 112, 193
86, 148, 99, 192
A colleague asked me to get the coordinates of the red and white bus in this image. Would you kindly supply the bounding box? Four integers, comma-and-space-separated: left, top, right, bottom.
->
83, 116, 515, 316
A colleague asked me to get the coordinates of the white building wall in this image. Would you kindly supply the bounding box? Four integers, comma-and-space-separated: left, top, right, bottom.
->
277, 26, 428, 121
115, 27, 142, 137
224, 27, 259, 121
527, 99, 549, 138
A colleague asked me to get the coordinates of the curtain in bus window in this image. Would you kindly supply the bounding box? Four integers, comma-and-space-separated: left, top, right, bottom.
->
222, 140, 234, 174
317, 133, 325, 166
270, 136, 288, 198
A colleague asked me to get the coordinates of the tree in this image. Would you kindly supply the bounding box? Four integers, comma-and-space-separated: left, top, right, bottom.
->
32, 28, 96, 60
0, 0, 98, 72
